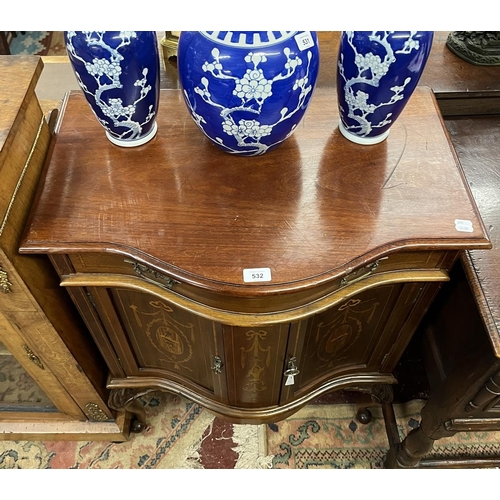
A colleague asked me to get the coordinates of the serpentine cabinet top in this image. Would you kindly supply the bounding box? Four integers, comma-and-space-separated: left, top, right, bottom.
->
20, 86, 490, 295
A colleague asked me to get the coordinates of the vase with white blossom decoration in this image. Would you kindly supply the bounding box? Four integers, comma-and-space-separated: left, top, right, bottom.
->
64, 31, 160, 147
177, 31, 320, 156
336, 31, 434, 145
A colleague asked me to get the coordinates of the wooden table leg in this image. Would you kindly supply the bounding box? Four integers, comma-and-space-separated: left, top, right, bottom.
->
0, 32, 11, 55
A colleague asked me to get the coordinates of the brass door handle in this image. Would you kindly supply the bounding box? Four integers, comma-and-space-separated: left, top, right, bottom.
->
340, 257, 388, 286
124, 259, 179, 291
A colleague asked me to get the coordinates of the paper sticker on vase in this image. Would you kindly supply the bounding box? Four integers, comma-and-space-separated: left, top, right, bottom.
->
64, 31, 160, 147
336, 31, 433, 145
177, 31, 320, 156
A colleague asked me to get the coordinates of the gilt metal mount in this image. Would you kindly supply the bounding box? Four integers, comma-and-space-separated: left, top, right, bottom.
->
85, 402, 110, 422
0, 266, 12, 293
23, 345, 44, 370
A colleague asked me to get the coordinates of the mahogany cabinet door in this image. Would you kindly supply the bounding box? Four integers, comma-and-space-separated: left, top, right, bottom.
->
283, 282, 427, 401
222, 324, 290, 408
89, 286, 223, 399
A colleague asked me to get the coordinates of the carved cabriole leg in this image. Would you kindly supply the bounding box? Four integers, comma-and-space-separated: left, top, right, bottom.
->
354, 384, 395, 425
108, 388, 153, 433
370, 384, 394, 405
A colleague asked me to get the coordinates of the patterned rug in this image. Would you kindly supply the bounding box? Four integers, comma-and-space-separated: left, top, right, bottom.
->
8, 31, 66, 56
268, 401, 500, 469
2, 392, 500, 469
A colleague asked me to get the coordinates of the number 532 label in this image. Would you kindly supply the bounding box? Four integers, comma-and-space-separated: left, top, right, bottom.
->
243, 267, 272, 283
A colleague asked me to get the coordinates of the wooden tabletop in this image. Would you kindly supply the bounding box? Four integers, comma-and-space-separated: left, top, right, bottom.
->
420, 31, 500, 96
0, 55, 43, 150
20, 86, 489, 294
0, 56, 45, 229
444, 115, 500, 357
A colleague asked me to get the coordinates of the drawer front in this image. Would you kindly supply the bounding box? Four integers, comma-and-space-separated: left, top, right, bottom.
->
68, 250, 453, 315
70, 251, 450, 277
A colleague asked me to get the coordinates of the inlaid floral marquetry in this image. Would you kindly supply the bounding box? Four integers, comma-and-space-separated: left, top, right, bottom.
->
240, 330, 272, 393
131, 300, 194, 370
314, 297, 380, 366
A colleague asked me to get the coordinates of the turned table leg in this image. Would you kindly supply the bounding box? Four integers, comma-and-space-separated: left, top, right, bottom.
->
385, 367, 500, 468
385, 426, 436, 468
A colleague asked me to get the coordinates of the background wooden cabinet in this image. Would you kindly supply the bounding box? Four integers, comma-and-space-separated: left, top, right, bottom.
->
0, 56, 129, 440
387, 109, 500, 469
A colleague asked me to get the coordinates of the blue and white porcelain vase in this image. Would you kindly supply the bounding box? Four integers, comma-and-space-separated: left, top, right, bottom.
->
177, 31, 320, 156
337, 31, 434, 145
64, 31, 160, 147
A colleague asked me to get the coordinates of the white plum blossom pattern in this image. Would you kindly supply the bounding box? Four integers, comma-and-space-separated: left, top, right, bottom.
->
65, 31, 155, 141
223, 119, 273, 140
85, 57, 122, 80
234, 68, 272, 103
338, 31, 420, 138
183, 45, 315, 155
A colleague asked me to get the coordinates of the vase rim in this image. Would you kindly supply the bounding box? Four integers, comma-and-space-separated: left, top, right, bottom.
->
198, 31, 299, 48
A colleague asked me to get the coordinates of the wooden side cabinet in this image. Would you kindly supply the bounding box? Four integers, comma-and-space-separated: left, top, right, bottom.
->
0, 55, 129, 440
386, 112, 500, 468
20, 87, 491, 426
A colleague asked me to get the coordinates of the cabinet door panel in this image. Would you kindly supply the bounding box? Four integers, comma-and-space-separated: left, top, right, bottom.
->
294, 284, 404, 393
223, 325, 289, 408
108, 288, 219, 394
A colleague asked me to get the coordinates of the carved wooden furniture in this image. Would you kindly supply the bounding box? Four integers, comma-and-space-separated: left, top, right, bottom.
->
381, 39, 500, 467
445, 31, 500, 66
385, 111, 500, 469
0, 55, 129, 441
20, 85, 490, 427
